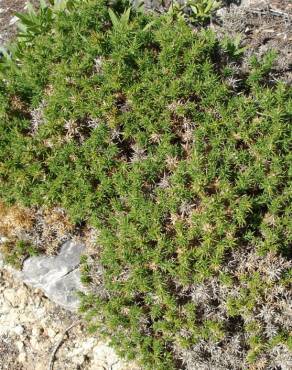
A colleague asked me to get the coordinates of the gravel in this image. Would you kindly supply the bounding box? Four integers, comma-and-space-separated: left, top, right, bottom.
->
0, 268, 140, 370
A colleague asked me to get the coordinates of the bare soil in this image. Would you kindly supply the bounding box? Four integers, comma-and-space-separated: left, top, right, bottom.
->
0, 268, 139, 370
213, 0, 292, 84
0, 0, 26, 45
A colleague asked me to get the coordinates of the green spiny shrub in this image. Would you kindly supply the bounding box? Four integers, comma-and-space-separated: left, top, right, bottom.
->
1, 239, 38, 269
0, 1, 291, 369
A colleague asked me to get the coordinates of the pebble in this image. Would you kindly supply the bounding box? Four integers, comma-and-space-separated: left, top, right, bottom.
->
17, 287, 28, 307
30, 336, 41, 351
13, 325, 24, 336
35, 364, 46, 370
9, 16, 18, 26
82, 338, 96, 355
4, 288, 19, 307
47, 327, 57, 339
16, 341, 24, 352
17, 352, 27, 363
32, 326, 42, 337
72, 355, 86, 365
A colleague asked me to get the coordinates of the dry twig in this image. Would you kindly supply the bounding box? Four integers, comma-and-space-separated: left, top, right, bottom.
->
247, 6, 291, 21
48, 320, 82, 370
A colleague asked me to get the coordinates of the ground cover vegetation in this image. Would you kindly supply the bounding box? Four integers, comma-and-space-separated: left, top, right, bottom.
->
0, 0, 291, 369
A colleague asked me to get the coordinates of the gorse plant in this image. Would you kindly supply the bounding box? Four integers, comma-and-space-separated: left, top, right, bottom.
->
0, 1, 291, 369
0, 0, 78, 71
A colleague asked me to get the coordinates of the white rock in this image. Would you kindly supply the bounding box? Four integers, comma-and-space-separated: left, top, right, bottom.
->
17, 287, 28, 308
81, 338, 97, 355
69, 345, 83, 358
47, 327, 57, 339
21, 241, 86, 311
32, 326, 42, 337
92, 342, 121, 369
72, 355, 85, 365
16, 341, 25, 352
30, 336, 41, 351
13, 325, 24, 336
17, 352, 27, 363
3, 288, 19, 307
9, 16, 19, 26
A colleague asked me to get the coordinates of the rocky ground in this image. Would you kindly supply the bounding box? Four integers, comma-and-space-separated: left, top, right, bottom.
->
0, 268, 139, 370
0, 0, 27, 45
213, 0, 292, 84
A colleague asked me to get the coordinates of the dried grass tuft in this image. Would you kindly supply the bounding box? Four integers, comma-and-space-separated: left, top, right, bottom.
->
0, 201, 35, 240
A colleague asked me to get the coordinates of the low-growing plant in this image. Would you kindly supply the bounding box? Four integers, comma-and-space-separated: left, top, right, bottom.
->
166, 0, 220, 24
1, 239, 38, 269
220, 34, 246, 59
15, 0, 76, 43
188, 0, 221, 23
109, 7, 132, 29
0, 1, 291, 369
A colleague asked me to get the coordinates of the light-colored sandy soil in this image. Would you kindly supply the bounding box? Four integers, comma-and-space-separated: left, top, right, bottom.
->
0, 268, 140, 370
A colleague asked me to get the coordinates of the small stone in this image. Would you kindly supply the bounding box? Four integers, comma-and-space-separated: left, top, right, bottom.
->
14, 325, 24, 336
3, 289, 19, 307
35, 363, 46, 370
30, 336, 41, 351
1, 301, 11, 313
81, 338, 97, 355
92, 342, 120, 366
17, 352, 26, 363
17, 287, 28, 308
216, 8, 226, 18
72, 355, 85, 366
32, 326, 42, 337
69, 346, 83, 358
21, 241, 85, 311
47, 327, 57, 339
9, 16, 19, 26
16, 341, 24, 352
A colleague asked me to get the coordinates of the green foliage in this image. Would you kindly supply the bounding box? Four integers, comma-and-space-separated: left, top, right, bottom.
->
188, 0, 221, 23
166, 1, 187, 22
166, 0, 220, 24
0, 1, 291, 369
80, 255, 92, 284
109, 7, 131, 29
15, 2, 54, 43
220, 34, 246, 59
15, 0, 77, 43
1, 240, 38, 269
